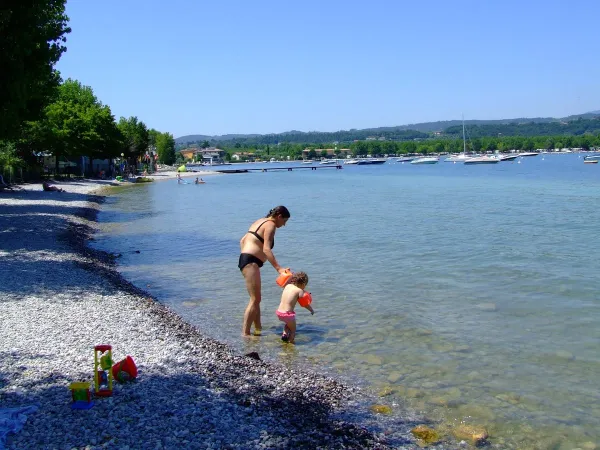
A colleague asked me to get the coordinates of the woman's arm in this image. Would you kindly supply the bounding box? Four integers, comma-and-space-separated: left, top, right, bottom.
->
262, 223, 285, 273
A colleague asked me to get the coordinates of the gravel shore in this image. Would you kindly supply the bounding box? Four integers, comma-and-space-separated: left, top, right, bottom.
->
0, 179, 440, 449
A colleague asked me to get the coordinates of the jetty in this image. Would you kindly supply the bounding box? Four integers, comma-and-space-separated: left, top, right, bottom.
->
215, 165, 343, 174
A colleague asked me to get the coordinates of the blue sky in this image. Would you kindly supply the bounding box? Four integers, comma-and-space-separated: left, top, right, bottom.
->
58, 0, 600, 138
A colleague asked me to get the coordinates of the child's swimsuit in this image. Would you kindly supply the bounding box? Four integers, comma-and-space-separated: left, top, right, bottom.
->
238, 220, 275, 271
276, 310, 296, 323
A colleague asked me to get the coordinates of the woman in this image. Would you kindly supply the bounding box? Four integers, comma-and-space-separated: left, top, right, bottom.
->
239, 205, 290, 336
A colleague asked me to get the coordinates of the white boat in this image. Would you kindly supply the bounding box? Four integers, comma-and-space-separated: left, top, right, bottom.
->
344, 159, 359, 165
356, 158, 387, 165
446, 115, 470, 163
497, 154, 518, 161
319, 158, 339, 165
301, 160, 314, 164
583, 154, 600, 162
396, 156, 416, 162
518, 152, 539, 157
445, 154, 470, 162
464, 155, 499, 165
410, 157, 439, 164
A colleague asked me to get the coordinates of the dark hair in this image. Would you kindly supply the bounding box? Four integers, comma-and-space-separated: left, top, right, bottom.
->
266, 205, 290, 219
290, 271, 308, 287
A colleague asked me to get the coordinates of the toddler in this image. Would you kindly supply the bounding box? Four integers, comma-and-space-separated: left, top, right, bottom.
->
276, 271, 314, 344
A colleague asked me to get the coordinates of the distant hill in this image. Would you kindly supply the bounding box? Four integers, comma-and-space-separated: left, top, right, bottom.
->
175, 110, 600, 145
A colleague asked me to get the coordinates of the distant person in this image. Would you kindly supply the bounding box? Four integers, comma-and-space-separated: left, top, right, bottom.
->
276, 272, 314, 344
0, 175, 14, 191
194, 177, 205, 184
42, 181, 64, 192
239, 206, 291, 336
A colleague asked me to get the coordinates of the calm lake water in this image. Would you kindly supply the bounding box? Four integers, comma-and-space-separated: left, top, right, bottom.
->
93, 154, 600, 449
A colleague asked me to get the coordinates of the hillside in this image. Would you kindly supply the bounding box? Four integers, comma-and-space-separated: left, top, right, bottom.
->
175, 110, 600, 145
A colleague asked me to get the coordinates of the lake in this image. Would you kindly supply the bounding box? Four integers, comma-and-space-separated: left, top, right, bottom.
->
93, 153, 600, 449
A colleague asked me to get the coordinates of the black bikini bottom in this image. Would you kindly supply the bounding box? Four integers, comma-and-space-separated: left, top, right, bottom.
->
238, 253, 264, 271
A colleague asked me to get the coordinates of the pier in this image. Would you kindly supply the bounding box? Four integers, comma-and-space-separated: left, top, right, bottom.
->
215, 165, 343, 174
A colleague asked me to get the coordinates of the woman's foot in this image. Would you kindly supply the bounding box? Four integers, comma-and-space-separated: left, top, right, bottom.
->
253, 328, 262, 336
281, 332, 289, 342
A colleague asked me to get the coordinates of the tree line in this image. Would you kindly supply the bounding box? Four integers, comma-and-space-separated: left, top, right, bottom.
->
213, 132, 600, 162
0, 1, 176, 179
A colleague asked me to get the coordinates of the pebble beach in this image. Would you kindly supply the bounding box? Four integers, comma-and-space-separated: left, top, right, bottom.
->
0, 176, 439, 449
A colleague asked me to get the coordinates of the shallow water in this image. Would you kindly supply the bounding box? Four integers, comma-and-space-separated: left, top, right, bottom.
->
93, 154, 600, 448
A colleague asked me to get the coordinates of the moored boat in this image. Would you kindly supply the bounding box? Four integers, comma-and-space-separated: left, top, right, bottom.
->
356, 158, 386, 165
464, 156, 499, 165
410, 157, 439, 165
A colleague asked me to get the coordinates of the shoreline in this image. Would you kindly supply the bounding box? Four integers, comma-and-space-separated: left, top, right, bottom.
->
0, 180, 432, 449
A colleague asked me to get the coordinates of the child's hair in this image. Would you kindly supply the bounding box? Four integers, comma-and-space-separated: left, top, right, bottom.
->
290, 271, 308, 287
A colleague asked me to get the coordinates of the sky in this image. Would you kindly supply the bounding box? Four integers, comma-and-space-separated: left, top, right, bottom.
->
57, 0, 600, 138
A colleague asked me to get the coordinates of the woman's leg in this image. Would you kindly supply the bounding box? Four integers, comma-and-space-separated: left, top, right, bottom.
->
241, 263, 262, 336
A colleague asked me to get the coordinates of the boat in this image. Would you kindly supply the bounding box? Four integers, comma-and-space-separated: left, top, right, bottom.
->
464, 155, 499, 165
583, 154, 600, 162
446, 115, 470, 163
396, 156, 416, 162
518, 152, 540, 157
498, 154, 518, 161
410, 157, 439, 165
319, 158, 339, 165
301, 160, 314, 164
445, 154, 470, 162
356, 158, 386, 165
584, 159, 598, 164
344, 159, 359, 165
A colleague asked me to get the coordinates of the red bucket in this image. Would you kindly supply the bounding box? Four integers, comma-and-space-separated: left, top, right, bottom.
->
112, 356, 138, 382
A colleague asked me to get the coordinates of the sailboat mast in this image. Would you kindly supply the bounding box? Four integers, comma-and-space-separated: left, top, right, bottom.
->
462, 115, 466, 155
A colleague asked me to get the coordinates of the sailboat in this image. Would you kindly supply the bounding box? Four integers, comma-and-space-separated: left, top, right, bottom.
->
462, 116, 498, 165
445, 115, 470, 163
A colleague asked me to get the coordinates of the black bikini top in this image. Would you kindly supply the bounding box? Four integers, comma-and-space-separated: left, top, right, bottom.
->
247, 220, 274, 249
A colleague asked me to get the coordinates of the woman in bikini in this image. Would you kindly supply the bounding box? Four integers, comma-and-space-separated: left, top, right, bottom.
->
239, 205, 290, 336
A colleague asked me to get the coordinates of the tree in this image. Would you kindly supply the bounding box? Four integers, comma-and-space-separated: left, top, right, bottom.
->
25, 79, 122, 173
118, 116, 149, 158
0, 1, 71, 140
0, 141, 26, 182
156, 132, 176, 165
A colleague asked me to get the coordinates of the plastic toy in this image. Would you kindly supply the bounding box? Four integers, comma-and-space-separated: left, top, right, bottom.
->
276, 269, 293, 287
94, 344, 113, 397
112, 355, 138, 383
69, 382, 94, 410
298, 291, 313, 307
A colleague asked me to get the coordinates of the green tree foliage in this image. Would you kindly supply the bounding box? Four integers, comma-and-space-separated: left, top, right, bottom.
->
445, 118, 600, 138
25, 79, 122, 171
0, 0, 71, 139
156, 132, 176, 165
0, 141, 26, 182
118, 116, 149, 158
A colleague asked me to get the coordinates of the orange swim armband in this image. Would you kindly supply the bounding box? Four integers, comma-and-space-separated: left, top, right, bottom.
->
298, 292, 312, 307
276, 269, 292, 287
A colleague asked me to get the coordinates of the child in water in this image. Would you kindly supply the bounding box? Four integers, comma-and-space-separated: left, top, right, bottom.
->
276, 271, 314, 343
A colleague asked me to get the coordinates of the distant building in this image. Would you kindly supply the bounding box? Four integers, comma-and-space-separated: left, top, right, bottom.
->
179, 147, 226, 164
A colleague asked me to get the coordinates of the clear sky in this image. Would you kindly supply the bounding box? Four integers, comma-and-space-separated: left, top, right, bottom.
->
57, 0, 600, 138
